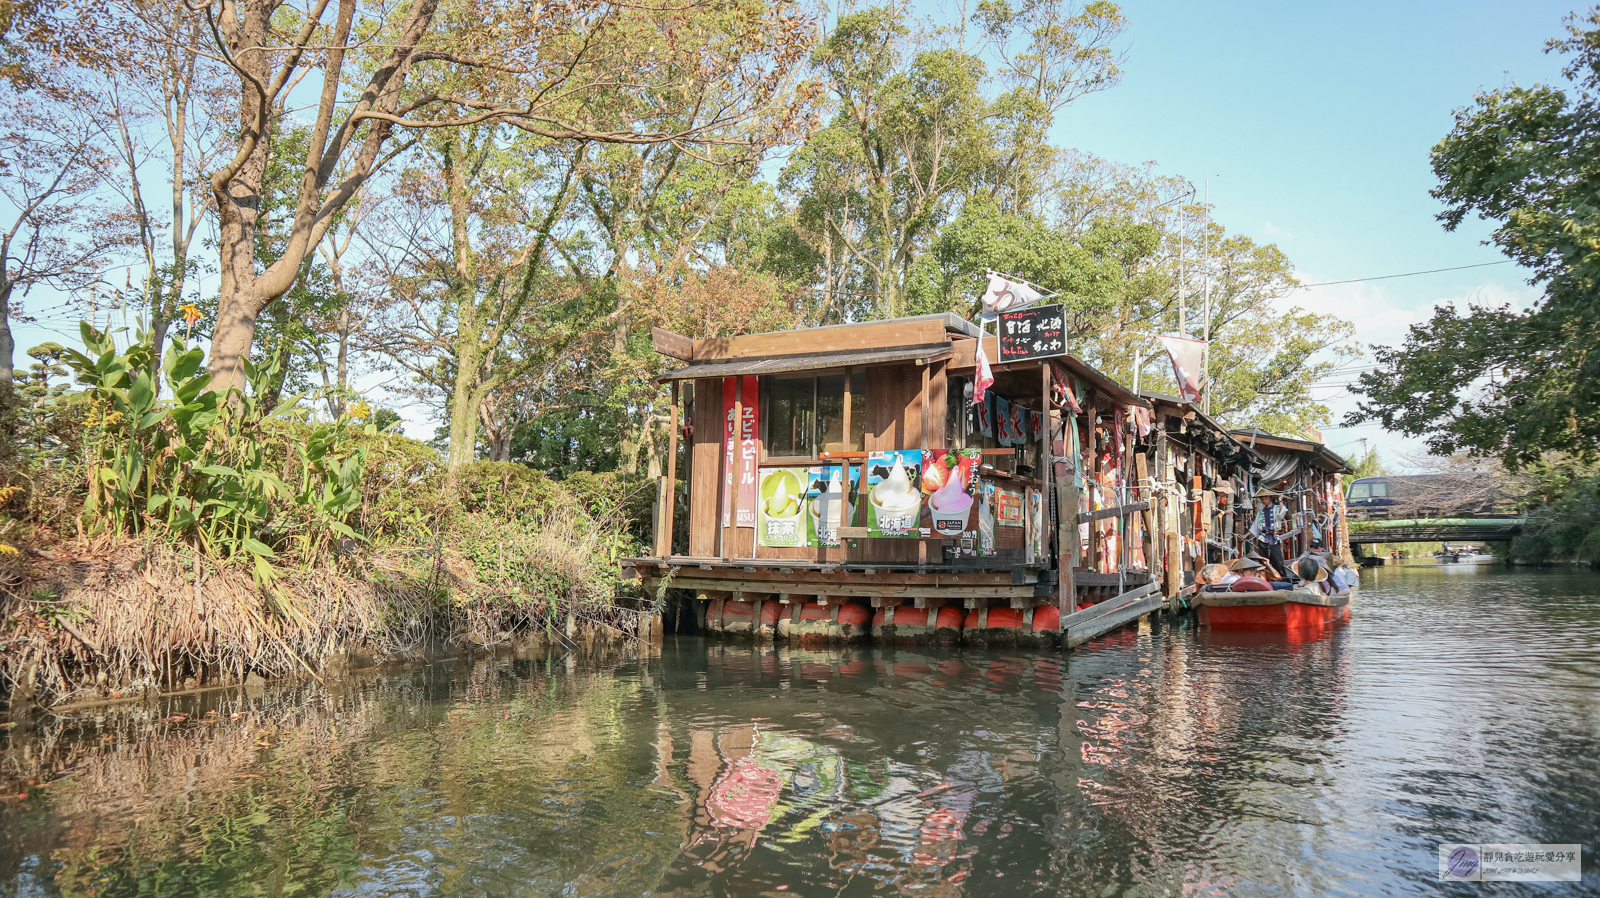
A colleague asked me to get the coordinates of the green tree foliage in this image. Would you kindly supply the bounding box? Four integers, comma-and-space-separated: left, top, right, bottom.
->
1351, 11, 1600, 466
1510, 458, 1600, 563
783, 2, 1126, 318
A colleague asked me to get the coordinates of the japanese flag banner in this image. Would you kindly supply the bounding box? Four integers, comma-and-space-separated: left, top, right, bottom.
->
1159, 335, 1206, 402
981, 274, 1042, 318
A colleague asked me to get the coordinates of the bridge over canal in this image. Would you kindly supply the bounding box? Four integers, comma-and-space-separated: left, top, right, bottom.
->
1347, 517, 1525, 544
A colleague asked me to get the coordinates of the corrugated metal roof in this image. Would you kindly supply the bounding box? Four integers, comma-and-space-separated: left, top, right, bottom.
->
656, 343, 954, 382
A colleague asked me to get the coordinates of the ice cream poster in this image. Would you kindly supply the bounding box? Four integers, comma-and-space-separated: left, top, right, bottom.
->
757, 465, 860, 547
757, 467, 811, 547
923, 449, 981, 537
865, 450, 923, 537
811, 464, 858, 547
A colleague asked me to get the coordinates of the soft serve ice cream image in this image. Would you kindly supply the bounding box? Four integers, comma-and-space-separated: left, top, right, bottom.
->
924, 449, 980, 535
868, 457, 923, 533
758, 469, 807, 546
809, 467, 852, 544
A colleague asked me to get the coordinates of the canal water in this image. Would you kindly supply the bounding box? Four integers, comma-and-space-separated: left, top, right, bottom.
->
1, 565, 1596, 897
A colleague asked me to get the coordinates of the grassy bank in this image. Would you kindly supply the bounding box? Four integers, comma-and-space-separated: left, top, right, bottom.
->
0, 326, 654, 710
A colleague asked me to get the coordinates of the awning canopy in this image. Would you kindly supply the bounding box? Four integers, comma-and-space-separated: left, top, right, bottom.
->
656, 343, 953, 382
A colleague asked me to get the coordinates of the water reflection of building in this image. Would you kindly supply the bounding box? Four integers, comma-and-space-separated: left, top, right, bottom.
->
651, 644, 1090, 896
1040, 619, 1356, 893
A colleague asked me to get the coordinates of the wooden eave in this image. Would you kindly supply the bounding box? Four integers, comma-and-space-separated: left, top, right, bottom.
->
656, 343, 954, 382
1139, 390, 1264, 465
946, 336, 1147, 408
1229, 429, 1354, 475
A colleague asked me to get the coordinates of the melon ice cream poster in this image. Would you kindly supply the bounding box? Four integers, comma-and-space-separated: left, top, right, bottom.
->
865, 450, 923, 537
922, 449, 981, 537
757, 467, 811, 547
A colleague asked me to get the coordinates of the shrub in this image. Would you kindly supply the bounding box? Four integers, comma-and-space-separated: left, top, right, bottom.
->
61, 323, 374, 580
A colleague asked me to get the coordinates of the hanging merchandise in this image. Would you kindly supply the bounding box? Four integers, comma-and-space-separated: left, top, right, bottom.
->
1052, 368, 1082, 413
995, 396, 1013, 446
1132, 405, 1152, 438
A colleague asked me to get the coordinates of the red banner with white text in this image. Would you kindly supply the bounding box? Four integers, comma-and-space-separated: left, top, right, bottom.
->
722, 376, 760, 528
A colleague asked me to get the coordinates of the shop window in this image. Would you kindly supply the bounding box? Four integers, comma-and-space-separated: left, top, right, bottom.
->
764, 371, 866, 459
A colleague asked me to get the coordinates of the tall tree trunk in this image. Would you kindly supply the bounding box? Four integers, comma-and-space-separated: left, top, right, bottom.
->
0, 279, 14, 396
206, 0, 277, 395
444, 134, 483, 471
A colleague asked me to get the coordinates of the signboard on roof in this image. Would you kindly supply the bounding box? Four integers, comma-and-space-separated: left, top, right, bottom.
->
997, 303, 1067, 363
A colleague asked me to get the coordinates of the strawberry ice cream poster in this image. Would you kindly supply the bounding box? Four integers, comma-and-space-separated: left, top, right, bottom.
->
923, 449, 981, 537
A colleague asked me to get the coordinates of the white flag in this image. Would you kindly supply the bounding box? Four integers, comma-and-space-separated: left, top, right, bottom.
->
1159, 335, 1206, 402
981, 274, 1042, 318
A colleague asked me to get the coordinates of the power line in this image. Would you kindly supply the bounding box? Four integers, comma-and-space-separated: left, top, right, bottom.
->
1296, 260, 1512, 288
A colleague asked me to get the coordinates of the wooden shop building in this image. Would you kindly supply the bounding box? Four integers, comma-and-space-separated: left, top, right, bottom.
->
625, 312, 1217, 646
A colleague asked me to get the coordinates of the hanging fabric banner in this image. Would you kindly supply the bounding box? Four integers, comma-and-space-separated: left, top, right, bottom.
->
1159, 335, 1206, 402
977, 393, 994, 438
980, 273, 1043, 318
721, 375, 760, 528
1010, 402, 1027, 447
1052, 368, 1082, 413
995, 396, 1013, 446
974, 341, 996, 403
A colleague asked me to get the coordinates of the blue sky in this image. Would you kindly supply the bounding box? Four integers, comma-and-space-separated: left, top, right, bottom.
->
1046, 0, 1579, 463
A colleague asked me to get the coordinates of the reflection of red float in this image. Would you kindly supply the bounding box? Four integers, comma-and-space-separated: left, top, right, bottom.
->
779, 602, 870, 644
962, 606, 1060, 647
707, 757, 784, 831
871, 607, 963, 645
1194, 591, 1351, 630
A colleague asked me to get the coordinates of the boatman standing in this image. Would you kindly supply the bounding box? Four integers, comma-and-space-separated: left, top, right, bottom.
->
1249, 487, 1289, 577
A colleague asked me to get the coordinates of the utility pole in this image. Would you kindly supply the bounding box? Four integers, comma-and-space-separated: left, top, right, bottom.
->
1202, 179, 1212, 415
1177, 205, 1186, 339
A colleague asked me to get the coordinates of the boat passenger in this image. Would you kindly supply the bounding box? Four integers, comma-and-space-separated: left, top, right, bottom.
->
1231, 556, 1293, 591
1198, 563, 1239, 590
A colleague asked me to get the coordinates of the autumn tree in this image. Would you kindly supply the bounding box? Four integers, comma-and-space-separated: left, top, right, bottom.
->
192, 0, 814, 394
0, 91, 127, 396
95, 0, 231, 369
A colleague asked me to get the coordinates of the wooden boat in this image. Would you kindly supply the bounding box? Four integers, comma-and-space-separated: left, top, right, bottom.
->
1192, 588, 1351, 630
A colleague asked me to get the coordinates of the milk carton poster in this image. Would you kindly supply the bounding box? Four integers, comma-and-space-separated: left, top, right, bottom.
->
809, 464, 858, 547
865, 450, 923, 537
757, 467, 810, 547
923, 448, 981, 537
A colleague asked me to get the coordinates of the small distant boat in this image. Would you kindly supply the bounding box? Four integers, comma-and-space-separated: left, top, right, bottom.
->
1193, 588, 1352, 630
1435, 545, 1495, 564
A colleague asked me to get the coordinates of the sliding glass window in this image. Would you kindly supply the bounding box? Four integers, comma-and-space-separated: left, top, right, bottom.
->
764, 371, 866, 460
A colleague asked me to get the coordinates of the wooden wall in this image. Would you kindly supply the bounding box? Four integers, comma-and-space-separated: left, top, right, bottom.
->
675, 361, 949, 564
689, 377, 722, 558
